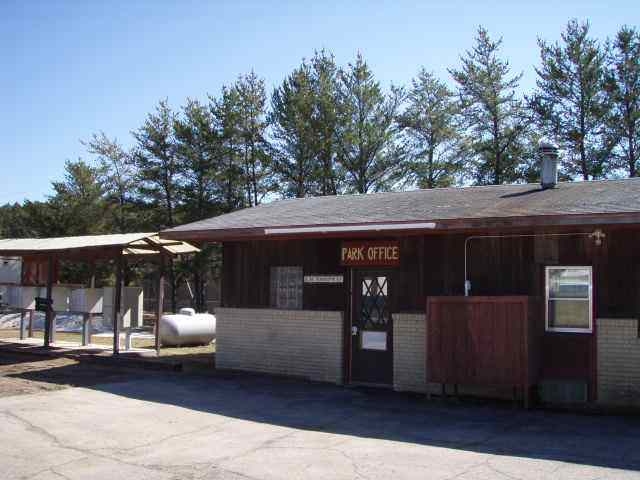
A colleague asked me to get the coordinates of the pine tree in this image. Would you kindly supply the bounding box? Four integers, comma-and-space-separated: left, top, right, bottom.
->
174, 99, 219, 222
605, 26, 640, 177
211, 87, 247, 210
47, 160, 108, 236
0, 203, 34, 238
397, 69, 463, 188
132, 100, 183, 310
234, 71, 273, 206
450, 27, 528, 185
532, 19, 611, 180
174, 99, 222, 312
132, 99, 182, 228
336, 53, 404, 193
269, 62, 319, 197
84, 132, 137, 233
310, 50, 343, 195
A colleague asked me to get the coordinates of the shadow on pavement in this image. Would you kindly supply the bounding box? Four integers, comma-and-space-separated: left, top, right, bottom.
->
5, 353, 640, 473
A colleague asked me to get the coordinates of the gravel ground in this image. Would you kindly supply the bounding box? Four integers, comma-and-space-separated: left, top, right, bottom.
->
0, 350, 147, 398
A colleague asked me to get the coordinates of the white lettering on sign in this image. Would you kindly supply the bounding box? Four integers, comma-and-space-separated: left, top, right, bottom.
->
303, 275, 344, 284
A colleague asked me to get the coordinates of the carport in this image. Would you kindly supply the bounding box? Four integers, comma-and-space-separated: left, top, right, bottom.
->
0, 233, 199, 354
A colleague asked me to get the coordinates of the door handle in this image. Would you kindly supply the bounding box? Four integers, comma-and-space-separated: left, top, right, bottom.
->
351, 326, 358, 336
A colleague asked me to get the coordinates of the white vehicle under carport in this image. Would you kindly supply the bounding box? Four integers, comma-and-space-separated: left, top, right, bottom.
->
159, 308, 216, 347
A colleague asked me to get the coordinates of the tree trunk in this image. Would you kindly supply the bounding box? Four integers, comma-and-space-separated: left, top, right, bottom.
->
628, 126, 636, 177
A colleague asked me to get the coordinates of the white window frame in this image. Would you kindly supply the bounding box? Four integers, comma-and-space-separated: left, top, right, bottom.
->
545, 266, 593, 333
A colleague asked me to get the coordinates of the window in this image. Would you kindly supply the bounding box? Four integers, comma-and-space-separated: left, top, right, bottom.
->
270, 266, 303, 310
545, 266, 592, 333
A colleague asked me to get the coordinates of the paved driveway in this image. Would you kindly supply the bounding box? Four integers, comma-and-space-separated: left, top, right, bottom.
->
1, 360, 640, 479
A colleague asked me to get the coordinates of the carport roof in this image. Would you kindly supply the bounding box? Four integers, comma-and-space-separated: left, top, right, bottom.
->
162, 178, 640, 241
0, 232, 199, 257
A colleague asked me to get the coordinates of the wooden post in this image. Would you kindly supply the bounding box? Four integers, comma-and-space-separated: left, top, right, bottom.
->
113, 253, 124, 355
89, 259, 96, 288
50, 312, 57, 344
43, 255, 54, 347
28, 310, 34, 337
19, 311, 26, 340
81, 313, 91, 346
155, 253, 166, 356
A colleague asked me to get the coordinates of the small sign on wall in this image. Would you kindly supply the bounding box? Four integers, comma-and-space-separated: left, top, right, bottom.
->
340, 240, 400, 267
304, 275, 344, 284
361, 331, 387, 350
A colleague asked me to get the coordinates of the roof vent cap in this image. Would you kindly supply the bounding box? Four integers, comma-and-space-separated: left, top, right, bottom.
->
539, 140, 559, 189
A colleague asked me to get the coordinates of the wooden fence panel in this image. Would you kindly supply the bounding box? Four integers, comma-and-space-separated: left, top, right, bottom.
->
426, 296, 540, 391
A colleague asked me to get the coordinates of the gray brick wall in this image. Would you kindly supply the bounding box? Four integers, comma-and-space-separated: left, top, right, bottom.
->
215, 308, 343, 384
597, 318, 640, 406
393, 313, 427, 393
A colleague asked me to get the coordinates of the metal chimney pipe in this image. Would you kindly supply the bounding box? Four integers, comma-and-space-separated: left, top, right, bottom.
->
539, 141, 559, 189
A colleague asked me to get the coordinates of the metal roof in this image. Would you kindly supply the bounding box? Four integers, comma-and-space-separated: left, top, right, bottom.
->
0, 233, 199, 256
162, 178, 640, 240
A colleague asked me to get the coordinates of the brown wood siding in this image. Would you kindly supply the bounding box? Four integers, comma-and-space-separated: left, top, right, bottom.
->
222, 228, 640, 318
21, 256, 59, 286
426, 296, 542, 390
222, 238, 349, 311
222, 227, 640, 395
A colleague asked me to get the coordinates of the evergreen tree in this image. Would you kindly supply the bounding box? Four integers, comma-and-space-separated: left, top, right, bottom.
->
46, 160, 108, 236
211, 87, 247, 210
234, 71, 273, 206
132, 99, 182, 228
132, 100, 183, 310
336, 53, 404, 193
0, 202, 45, 238
397, 69, 463, 188
174, 99, 220, 222
310, 50, 343, 195
269, 62, 319, 197
173, 99, 221, 312
450, 27, 528, 185
531, 19, 611, 180
605, 26, 640, 177
84, 132, 137, 233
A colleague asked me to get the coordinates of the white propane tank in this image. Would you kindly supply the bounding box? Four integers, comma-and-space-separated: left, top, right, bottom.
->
159, 308, 216, 347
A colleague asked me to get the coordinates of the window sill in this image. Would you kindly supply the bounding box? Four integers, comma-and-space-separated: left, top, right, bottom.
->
545, 327, 593, 334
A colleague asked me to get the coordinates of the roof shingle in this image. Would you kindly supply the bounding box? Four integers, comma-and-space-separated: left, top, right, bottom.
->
163, 179, 640, 239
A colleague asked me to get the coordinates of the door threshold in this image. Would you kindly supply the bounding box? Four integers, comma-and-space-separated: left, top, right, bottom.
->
348, 381, 393, 389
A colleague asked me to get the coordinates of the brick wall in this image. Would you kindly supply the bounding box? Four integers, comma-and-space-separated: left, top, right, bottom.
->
597, 318, 640, 406
393, 313, 427, 393
215, 308, 343, 384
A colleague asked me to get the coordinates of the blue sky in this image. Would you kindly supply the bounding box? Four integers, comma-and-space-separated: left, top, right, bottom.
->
2, 0, 637, 203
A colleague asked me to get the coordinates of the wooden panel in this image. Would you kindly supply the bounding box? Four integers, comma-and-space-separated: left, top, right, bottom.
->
222, 228, 640, 317
21, 256, 59, 286
426, 296, 539, 388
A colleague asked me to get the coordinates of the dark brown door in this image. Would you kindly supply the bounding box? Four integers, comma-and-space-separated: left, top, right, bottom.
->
351, 270, 393, 385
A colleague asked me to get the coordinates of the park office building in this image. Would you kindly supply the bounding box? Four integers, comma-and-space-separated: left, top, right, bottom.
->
163, 146, 640, 408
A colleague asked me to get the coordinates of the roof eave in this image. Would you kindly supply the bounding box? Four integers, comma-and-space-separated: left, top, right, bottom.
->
160, 211, 640, 242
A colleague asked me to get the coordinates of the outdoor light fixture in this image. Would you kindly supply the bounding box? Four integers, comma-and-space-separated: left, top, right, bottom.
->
590, 229, 606, 246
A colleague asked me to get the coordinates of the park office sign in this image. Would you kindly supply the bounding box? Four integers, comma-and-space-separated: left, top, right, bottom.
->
340, 240, 400, 267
